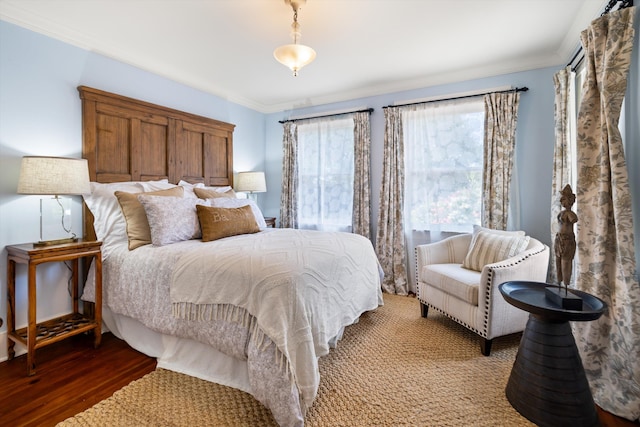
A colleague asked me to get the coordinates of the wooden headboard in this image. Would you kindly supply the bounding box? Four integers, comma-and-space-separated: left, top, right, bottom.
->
79, 86, 235, 240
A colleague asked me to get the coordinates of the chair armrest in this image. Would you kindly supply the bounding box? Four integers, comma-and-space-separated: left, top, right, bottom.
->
484, 241, 550, 282
416, 234, 472, 266
478, 241, 550, 338
415, 234, 472, 285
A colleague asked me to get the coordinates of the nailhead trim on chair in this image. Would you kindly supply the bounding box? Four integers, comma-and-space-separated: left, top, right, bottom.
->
417, 242, 549, 341
426, 304, 480, 335
481, 246, 547, 337
414, 247, 420, 293
415, 245, 484, 337
484, 269, 493, 336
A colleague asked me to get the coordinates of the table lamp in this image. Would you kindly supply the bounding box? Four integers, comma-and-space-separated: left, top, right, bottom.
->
235, 171, 266, 201
17, 156, 91, 246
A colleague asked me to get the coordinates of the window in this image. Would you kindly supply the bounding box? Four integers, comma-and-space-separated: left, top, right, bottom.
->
403, 98, 485, 236
296, 116, 354, 231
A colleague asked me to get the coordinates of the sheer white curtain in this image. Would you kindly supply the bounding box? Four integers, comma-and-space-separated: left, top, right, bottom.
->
296, 116, 355, 232
403, 98, 485, 292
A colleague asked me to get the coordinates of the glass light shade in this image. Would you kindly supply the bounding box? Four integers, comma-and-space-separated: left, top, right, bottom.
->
17, 156, 90, 195
274, 44, 316, 76
40, 196, 74, 242
235, 172, 267, 193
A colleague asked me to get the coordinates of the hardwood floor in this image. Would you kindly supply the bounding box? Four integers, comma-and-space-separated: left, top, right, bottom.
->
0, 332, 637, 427
0, 332, 156, 427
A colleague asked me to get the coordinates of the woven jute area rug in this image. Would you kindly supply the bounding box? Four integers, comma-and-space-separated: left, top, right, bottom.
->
58, 294, 533, 426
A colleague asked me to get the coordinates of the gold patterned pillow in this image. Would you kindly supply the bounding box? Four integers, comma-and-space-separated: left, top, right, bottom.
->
462, 230, 530, 271
194, 187, 237, 199
208, 198, 267, 229
115, 186, 184, 250
196, 204, 260, 242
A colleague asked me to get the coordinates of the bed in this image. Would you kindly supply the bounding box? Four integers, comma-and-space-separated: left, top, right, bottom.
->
78, 86, 383, 426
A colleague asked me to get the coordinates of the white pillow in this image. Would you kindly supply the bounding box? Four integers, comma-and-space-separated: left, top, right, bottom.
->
83, 181, 144, 252
462, 230, 530, 271
139, 180, 177, 192
178, 180, 204, 198
83, 180, 172, 255
138, 195, 207, 246
180, 181, 232, 193
208, 198, 267, 229
178, 180, 203, 187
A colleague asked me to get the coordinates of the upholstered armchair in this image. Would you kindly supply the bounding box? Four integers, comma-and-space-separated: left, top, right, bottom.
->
415, 230, 550, 356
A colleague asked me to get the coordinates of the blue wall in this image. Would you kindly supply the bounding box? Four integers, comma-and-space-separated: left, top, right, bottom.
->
0, 21, 266, 353
265, 67, 559, 244
1, 10, 638, 353
263, 7, 639, 273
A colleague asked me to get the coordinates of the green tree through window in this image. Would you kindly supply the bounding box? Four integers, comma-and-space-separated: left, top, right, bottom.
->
404, 99, 484, 233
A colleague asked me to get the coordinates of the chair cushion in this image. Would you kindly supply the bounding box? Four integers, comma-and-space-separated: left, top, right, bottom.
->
421, 263, 481, 305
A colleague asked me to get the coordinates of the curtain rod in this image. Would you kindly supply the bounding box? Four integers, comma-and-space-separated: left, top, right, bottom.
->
567, 0, 634, 71
382, 87, 528, 110
603, 0, 633, 14
279, 108, 374, 124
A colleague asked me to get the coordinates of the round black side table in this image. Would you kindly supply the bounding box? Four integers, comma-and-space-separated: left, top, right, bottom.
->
498, 281, 606, 427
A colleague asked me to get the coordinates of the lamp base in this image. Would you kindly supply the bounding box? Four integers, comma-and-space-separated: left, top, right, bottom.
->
34, 236, 79, 247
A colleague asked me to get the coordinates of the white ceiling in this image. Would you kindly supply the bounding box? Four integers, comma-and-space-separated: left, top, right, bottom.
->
0, 0, 605, 113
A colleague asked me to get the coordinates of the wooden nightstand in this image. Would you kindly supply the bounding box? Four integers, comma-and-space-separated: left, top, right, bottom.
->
6, 240, 102, 376
264, 217, 276, 228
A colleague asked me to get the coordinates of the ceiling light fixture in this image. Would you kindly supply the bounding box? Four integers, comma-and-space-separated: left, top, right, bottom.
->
273, 0, 316, 77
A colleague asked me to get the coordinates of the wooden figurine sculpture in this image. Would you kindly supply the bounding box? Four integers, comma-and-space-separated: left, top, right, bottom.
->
555, 184, 578, 291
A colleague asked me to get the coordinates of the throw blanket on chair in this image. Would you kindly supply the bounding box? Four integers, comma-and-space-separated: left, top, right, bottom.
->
170, 229, 383, 412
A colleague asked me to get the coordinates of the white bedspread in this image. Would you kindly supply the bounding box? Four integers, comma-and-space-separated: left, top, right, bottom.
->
83, 228, 382, 426
171, 228, 383, 412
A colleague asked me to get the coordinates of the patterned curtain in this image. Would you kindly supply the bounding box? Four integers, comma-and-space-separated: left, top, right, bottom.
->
549, 67, 576, 284
481, 92, 520, 230
375, 107, 408, 295
573, 7, 640, 420
279, 122, 298, 228
352, 111, 372, 239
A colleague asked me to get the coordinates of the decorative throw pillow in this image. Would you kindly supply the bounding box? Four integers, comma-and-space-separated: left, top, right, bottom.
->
196, 204, 260, 242
472, 224, 525, 237
194, 187, 236, 199
462, 230, 530, 271
138, 195, 207, 246
207, 197, 267, 229
115, 186, 184, 250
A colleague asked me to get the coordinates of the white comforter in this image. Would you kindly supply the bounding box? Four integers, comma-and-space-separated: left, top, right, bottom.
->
171, 228, 383, 412
84, 228, 382, 426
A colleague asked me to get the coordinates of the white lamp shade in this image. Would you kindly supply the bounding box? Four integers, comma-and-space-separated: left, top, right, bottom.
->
17, 156, 91, 195
274, 44, 316, 75
235, 172, 267, 193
